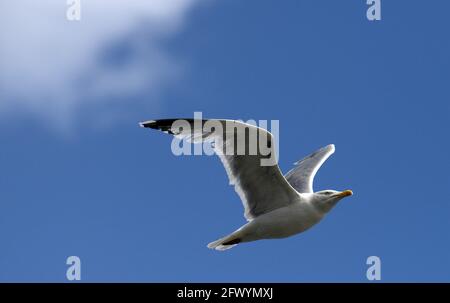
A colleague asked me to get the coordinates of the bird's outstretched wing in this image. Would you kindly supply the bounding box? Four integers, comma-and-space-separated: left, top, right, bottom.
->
285, 144, 335, 193
141, 119, 299, 221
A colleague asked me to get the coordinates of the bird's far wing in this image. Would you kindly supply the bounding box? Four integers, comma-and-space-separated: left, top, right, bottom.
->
141, 118, 299, 221
284, 144, 335, 193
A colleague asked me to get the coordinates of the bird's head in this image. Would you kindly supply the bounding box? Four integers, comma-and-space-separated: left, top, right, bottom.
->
312, 189, 353, 213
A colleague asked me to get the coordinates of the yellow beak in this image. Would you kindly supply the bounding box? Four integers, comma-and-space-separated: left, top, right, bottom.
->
336, 190, 353, 198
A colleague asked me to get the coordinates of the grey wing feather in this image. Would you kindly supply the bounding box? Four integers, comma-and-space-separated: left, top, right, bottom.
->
285, 144, 335, 193
141, 118, 299, 221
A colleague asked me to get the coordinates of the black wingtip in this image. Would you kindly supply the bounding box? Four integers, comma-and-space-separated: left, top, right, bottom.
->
139, 119, 181, 134
139, 120, 157, 129
222, 238, 241, 246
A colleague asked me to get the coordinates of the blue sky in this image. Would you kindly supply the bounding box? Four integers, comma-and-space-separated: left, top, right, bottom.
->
1, 0, 449, 282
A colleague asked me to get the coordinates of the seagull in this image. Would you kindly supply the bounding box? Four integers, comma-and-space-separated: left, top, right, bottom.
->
140, 118, 353, 250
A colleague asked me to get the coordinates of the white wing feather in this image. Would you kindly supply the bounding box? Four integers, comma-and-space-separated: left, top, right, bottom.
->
142, 119, 299, 221
285, 144, 335, 193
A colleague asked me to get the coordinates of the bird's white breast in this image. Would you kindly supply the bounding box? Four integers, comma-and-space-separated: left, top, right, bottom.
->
241, 201, 324, 241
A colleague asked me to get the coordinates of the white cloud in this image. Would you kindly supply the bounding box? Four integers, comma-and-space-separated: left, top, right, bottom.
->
0, 0, 200, 129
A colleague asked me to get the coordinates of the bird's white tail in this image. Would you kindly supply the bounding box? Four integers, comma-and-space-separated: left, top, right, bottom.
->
207, 232, 242, 251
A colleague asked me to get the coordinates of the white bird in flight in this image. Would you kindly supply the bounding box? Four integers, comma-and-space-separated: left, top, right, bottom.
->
141, 118, 353, 250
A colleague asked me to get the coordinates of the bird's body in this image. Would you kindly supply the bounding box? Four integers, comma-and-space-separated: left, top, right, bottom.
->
141, 118, 353, 250
246, 200, 322, 240
212, 198, 322, 246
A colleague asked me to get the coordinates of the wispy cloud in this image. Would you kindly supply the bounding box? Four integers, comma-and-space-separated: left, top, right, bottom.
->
0, 0, 200, 130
